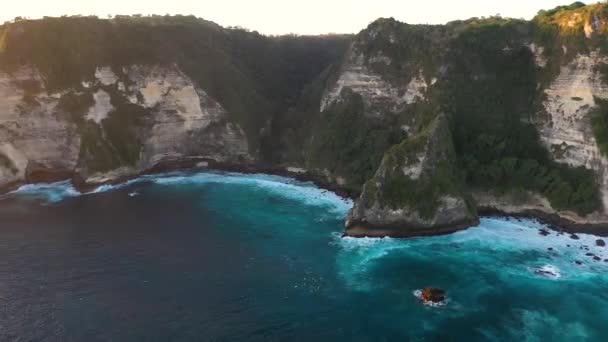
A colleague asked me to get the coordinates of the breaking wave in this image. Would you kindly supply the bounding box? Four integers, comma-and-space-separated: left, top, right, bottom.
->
4, 181, 81, 203
334, 217, 608, 292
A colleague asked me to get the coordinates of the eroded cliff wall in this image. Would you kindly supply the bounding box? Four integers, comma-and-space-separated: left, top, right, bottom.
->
0, 64, 251, 189
537, 52, 608, 216
0, 15, 350, 190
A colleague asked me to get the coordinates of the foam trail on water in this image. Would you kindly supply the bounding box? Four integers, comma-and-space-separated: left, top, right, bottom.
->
87, 178, 142, 194
145, 171, 353, 215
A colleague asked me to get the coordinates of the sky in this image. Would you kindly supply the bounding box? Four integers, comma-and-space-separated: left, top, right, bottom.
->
1, 0, 595, 35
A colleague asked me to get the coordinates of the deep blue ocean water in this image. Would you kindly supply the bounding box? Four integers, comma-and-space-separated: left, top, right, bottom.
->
1, 171, 607, 341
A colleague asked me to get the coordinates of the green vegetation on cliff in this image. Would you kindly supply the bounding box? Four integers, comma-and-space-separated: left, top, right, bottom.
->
533, 2, 608, 84
379, 116, 470, 219
441, 16, 601, 215
324, 13, 603, 217
307, 88, 406, 191
57, 89, 147, 173
591, 96, 608, 158
357, 18, 448, 83
299, 12, 603, 216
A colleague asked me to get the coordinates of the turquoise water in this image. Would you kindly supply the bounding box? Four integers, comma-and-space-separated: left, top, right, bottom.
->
1, 171, 607, 341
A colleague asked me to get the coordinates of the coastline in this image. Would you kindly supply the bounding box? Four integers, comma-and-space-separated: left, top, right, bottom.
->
0, 158, 357, 201
343, 217, 480, 238
477, 207, 608, 237
3, 159, 608, 238
344, 210, 608, 238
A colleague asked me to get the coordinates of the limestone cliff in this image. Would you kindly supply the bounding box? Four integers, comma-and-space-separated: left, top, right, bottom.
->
320, 41, 428, 118
310, 3, 608, 236
301, 19, 443, 193
0, 64, 251, 189
0, 15, 350, 191
466, 46, 608, 228
0, 66, 80, 187
518, 50, 608, 226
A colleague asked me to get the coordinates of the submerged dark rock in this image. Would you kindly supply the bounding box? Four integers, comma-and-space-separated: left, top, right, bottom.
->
539, 229, 551, 236
596, 239, 606, 247
570, 234, 580, 240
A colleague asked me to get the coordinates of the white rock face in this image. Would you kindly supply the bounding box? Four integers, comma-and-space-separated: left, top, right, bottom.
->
126, 65, 226, 130
320, 44, 427, 116
118, 65, 250, 171
528, 43, 547, 68
0, 67, 81, 187
86, 90, 113, 124
0, 64, 251, 188
400, 149, 426, 180
538, 52, 608, 214
95, 67, 119, 86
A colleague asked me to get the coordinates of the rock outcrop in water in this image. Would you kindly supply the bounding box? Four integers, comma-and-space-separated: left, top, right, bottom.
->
418, 288, 446, 305
4, 4, 608, 237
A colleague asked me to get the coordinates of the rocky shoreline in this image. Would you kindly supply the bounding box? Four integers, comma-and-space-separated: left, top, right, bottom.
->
0, 158, 357, 201
345, 209, 608, 238
343, 218, 480, 238
3, 159, 608, 238
478, 207, 608, 237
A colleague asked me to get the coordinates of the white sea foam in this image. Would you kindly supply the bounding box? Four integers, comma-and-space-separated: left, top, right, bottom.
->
3, 171, 354, 215
88, 178, 143, 194
334, 233, 406, 291
533, 265, 562, 279
145, 172, 353, 215
4, 178, 145, 203
5, 181, 81, 203
335, 216, 608, 292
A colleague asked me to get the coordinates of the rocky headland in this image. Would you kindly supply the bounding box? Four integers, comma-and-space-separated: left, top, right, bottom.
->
3, 3, 608, 237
